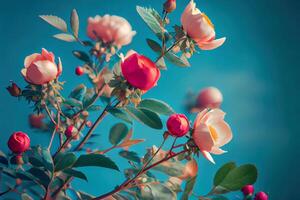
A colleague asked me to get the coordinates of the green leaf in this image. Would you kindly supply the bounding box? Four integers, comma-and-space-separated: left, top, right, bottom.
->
29, 157, 44, 168
69, 84, 87, 101
0, 151, 8, 166
39, 15, 67, 32
63, 168, 87, 181
109, 123, 129, 145
108, 108, 133, 124
73, 154, 119, 171
73, 50, 91, 63
78, 191, 95, 200
181, 176, 197, 200
64, 98, 83, 108
136, 6, 164, 39
214, 162, 236, 186
83, 88, 96, 108
213, 164, 258, 193
70, 9, 79, 38
28, 167, 51, 188
87, 105, 101, 111
156, 57, 167, 70
54, 153, 77, 172
119, 150, 140, 163
165, 52, 190, 67
21, 193, 34, 200
211, 196, 229, 200
125, 106, 163, 129
141, 183, 177, 200
53, 33, 76, 42
138, 98, 175, 115
146, 38, 162, 53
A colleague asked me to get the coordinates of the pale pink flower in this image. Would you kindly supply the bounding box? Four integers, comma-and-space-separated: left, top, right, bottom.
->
193, 109, 232, 164
21, 48, 62, 85
87, 15, 136, 48
181, 0, 226, 50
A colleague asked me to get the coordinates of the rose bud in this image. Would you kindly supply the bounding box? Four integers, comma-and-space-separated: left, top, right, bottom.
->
29, 113, 45, 129
164, 0, 176, 13
8, 132, 30, 154
181, 0, 226, 50
15, 155, 24, 165
6, 82, 22, 97
241, 185, 254, 196
87, 14, 136, 49
193, 109, 232, 164
65, 125, 75, 138
254, 192, 268, 200
21, 48, 62, 85
86, 121, 93, 128
197, 87, 223, 109
121, 50, 160, 91
75, 66, 84, 76
180, 159, 198, 179
167, 114, 190, 137
15, 178, 22, 185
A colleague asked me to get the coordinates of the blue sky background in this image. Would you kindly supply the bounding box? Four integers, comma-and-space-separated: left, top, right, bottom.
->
0, 0, 299, 199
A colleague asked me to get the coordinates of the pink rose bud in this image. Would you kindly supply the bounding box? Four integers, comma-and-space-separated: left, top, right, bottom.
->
241, 185, 254, 196
8, 132, 30, 154
21, 48, 62, 85
87, 15, 136, 49
121, 51, 160, 91
86, 121, 93, 128
29, 113, 45, 129
167, 114, 190, 137
75, 66, 84, 76
6, 82, 22, 97
197, 87, 223, 109
254, 192, 268, 200
164, 0, 176, 13
181, 0, 226, 50
65, 125, 75, 138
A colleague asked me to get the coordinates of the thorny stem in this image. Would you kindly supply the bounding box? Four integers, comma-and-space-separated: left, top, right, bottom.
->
92, 148, 189, 200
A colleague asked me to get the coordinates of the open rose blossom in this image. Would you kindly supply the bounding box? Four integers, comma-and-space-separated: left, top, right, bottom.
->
21, 48, 62, 85
167, 114, 190, 137
7, 132, 30, 154
121, 51, 160, 90
192, 109, 232, 164
87, 14, 136, 48
181, 0, 226, 50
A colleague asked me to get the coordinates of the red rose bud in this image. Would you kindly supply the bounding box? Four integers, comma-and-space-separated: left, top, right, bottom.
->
75, 66, 84, 76
121, 52, 160, 90
164, 0, 176, 13
6, 82, 22, 97
241, 185, 254, 196
65, 125, 75, 138
167, 114, 190, 137
8, 132, 30, 154
29, 113, 45, 129
86, 121, 93, 128
254, 192, 268, 200
197, 87, 223, 109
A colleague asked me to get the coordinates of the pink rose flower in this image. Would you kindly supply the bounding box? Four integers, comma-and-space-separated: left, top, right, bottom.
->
87, 14, 136, 48
167, 114, 190, 137
7, 132, 30, 154
254, 192, 268, 200
197, 87, 223, 109
192, 109, 232, 164
181, 0, 226, 50
242, 185, 255, 196
21, 48, 62, 85
121, 51, 160, 90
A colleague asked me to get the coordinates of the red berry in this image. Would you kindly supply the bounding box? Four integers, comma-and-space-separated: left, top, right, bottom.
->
65, 125, 75, 138
241, 185, 254, 196
254, 191, 268, 200
75, 66, 84, 76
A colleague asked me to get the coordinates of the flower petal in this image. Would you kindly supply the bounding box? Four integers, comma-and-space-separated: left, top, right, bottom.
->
24, 53, 39, 68
198, 37, 226, 50
211, 147, 227, 155
211, 120, 233, 146
201, 150, 215, 164
193, 123, 215, 151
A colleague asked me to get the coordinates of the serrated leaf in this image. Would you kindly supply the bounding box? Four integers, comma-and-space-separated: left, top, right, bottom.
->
63, 168, 87, 181
69, 84, 87, 101
73, 154, 119, 171
214, 162, 236, 186
39, 15, 67, 32
138, 98, 175, 115
181, 176, 197, 200
109, 123, 129, 145
108, 108, 133, 124
54, 153, 77, 172
119, 150, 140, 163
73, 50, 91, 63
165, 52, 190, 67
53, 33, 76, 42
125, 106, 163, 129
71, 9, 79, 38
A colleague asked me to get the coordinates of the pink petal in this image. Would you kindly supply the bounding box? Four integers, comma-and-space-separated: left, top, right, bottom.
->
211, 147, 227, 155
41, 48, 55, 62
198, 37, 226, 50
24, 53, 39, 68
201, 150, 215, 164
205, 109, 226, 124
193, 123, 215, 151
210, 120, 233, 146
193, 109, 209, 129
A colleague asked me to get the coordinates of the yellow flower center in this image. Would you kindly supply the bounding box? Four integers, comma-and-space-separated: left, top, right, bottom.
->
201, 13, 214, 29
208, 125, 218, 142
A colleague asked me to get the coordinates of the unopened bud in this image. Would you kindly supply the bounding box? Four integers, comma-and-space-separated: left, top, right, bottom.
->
6, 82, 22, 97
164, 0, 176, 13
